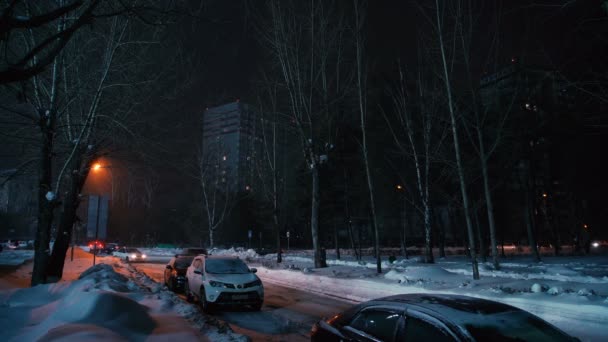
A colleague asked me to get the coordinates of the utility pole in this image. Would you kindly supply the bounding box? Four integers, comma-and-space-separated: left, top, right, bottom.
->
93, 197, 100, 266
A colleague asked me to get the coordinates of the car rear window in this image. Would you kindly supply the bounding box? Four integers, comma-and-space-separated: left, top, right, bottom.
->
462, 310, 573, 342
205, 259, 250, 274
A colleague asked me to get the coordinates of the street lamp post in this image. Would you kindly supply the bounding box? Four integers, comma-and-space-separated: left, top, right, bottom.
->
90, 162, 114, 266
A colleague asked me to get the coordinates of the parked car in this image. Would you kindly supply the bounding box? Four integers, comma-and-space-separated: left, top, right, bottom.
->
87, 240, 105, 253
101, 243, 120, 255
185, 255, 263, 313
311, 294, 577, 342
113, 247, 147, 262
164, 255, 195, 292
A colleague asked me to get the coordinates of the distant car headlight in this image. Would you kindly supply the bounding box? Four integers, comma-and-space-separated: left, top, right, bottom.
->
209, 280, 227, 288
131, 253, 137, 258
142, 254, 147, 258
592, 242, 600, 248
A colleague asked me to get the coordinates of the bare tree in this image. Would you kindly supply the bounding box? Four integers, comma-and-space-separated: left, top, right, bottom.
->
384, 61, 446, 264
353, 0, 381, 273
434, 0, 480, 279
254, 72, 287, 263
197, 141, 232, 248
261, 0, 346, 268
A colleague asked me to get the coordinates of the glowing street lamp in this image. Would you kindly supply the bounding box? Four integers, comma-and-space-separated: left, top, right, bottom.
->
93, 163, 101, 171
396, 184, 403, 190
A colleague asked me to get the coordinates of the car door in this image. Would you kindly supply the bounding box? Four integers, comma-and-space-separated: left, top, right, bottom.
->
341, 306, 404, 342
399, 310, 460, 342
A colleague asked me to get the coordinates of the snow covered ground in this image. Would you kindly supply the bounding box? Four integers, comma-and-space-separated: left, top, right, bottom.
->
0, 248, 247, 341
160, 247, 607, 342
3, 246, 606, 341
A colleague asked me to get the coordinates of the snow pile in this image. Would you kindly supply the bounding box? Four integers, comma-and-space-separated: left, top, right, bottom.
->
209, 247, 260, 260
0, 257, 247, 341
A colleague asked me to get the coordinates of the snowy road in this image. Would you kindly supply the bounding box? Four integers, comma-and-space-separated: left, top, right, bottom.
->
134, 262, 352, 341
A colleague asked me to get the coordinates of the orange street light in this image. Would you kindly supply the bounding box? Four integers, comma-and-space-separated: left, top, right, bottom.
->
93, 163, 101, 171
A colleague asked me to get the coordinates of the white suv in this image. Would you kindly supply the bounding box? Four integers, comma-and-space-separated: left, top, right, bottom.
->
185, 255, 264, 312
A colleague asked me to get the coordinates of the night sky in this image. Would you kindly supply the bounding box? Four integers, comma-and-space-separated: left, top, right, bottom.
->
1, 0, 607, 242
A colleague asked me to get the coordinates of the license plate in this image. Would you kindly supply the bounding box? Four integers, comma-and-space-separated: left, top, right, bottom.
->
233, 294, 248, 300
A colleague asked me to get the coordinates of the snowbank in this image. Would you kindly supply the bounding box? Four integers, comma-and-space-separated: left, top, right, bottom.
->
0, 250, 247, 341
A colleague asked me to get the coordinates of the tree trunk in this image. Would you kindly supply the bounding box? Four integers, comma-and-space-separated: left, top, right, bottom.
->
474, 207, 487, 263
401, 200, 408, 259
524, 190, 541, 262
478, 131, 500, 269
435, 0, 479, 279
32, 110, 56, 286
438, 210, 446, 259
344, 169, 359, 261
273, 191, 282, 263
334, 222, 340, 260
355, 0, 381, 274
347, 220, 359, 260
275, 213, 282, 263
47, 153, 89, 281
209, 228, 215, 249
311, 166, 324, 268
423, 203, 434, 263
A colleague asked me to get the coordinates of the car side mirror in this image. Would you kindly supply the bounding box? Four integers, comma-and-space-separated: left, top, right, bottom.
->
250, 268, 257, 273
194, 269, 202, 275
166, 265, 172, 270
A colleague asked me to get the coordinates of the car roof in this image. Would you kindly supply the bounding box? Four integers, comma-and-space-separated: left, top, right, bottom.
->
370, 294, 516, 315
203, 255, 239, 260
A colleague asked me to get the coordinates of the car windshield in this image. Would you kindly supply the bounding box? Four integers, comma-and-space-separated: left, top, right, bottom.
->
462, 310, 573, 342
126, 248, 140, 253
175, 257, 194, 268
205, 258, 250, 274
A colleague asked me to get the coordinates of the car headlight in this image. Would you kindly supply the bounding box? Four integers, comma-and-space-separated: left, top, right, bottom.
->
131, 254, 137, 258
142, 254, 147, 258
209, 280, 226, 288
592, 242, 599, 248
250, 279, 262, 287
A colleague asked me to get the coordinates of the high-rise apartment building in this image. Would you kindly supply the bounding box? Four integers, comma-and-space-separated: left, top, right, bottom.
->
202, 101, 259, 192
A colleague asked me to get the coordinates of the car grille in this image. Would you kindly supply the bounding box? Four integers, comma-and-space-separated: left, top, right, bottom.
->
216, 291, 260, 304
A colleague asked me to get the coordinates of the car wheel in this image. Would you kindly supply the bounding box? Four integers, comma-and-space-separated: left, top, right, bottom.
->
185, 280, 193, 302
200, 287, 213, 313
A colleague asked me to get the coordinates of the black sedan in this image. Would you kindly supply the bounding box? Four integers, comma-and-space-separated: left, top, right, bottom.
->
164, 255, 194, 292
311, 294, 577, 342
